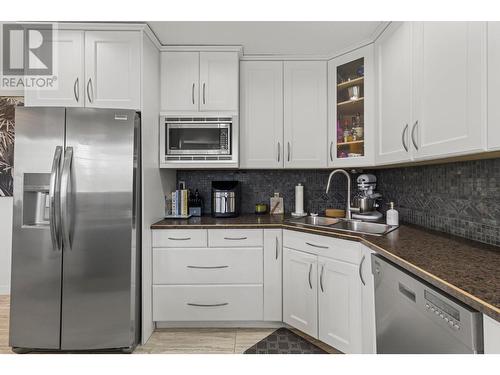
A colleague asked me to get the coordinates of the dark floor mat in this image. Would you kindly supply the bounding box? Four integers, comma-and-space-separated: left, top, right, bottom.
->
243, 328, 328, 354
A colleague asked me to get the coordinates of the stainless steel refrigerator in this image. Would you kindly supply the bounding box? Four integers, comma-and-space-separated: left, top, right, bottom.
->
9, 107, 141, 353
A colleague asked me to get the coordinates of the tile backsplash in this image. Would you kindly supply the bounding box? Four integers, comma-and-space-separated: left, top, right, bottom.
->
177, 157, 500, 247
374, 158, 500, 247
176, 169, 350, 216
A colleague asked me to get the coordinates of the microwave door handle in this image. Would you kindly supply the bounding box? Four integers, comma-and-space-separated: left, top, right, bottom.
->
49, 146, 63, 251
60, 147, 73, 250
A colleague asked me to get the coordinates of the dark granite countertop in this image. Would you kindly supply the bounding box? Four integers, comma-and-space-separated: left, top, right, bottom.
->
151, 214, 500, 322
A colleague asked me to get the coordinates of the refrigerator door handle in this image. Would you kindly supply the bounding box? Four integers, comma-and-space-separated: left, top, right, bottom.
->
49, 146, 63, 251
60, 147, 73, 250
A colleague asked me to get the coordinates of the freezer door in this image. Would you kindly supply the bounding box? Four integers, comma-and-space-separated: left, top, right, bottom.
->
9, 107, 65, 350
60, 108, 137, 350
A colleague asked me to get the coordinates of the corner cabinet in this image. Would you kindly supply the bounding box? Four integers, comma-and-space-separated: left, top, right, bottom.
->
284, 61, 328, 168
161, 51, 239, 113
25, 30, 141, 110
328, 45, 374, 167
282, 230, 375, 353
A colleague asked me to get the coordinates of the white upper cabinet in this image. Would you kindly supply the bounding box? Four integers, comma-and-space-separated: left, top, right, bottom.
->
375, 22, 413, 165
161, 52, 199, 112
200, 52, 239, 112
160, 51, 239, 113
487, 22, 500, 151
85, 31, 141, 110
25, 30, 85, 107
283, 247, 318, 338
412, 22, 486, 159
284, 61, 328, 168
318, 256, 362, 353
240, 61, 284, 168
328, 45, 374, 167
25, 30, 141, 110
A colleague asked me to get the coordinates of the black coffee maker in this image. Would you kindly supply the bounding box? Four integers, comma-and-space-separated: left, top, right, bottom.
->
211, 181, 240, 218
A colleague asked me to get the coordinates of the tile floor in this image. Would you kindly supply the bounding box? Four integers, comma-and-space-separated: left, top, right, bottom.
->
0, 295, 339, 354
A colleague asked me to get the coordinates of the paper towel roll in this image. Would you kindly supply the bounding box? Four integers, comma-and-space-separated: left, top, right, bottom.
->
295, 183, 304, 214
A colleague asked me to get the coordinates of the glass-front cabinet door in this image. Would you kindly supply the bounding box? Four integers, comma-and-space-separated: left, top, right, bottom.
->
328, 45, 374, 167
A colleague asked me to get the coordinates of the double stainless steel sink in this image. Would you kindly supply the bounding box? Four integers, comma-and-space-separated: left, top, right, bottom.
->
288, 216, 398, 236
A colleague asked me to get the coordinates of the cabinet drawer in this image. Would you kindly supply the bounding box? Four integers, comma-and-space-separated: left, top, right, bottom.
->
208, 229, 263, 247
152, 229, 207, 248
153, 248, 263, 284
153, 285, 263, 321
283, 229, 361, 264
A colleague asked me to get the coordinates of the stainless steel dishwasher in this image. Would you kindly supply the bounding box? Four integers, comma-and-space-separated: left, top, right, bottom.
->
372, 255, 483, 354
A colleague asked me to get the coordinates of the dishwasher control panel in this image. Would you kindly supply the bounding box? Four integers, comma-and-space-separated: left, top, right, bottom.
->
424, 289, 461, 330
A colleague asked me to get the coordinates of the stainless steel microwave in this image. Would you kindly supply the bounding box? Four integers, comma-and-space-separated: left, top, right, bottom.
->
160, 116, 238, 167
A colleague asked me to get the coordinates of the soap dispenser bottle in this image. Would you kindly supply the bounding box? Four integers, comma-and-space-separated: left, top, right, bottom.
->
386, 202, 399, 226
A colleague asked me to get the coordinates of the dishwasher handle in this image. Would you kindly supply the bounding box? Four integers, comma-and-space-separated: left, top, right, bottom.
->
399, 282, 416, 302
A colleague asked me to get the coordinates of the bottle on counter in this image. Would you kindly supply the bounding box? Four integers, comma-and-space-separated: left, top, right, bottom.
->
386, 202, 399, 226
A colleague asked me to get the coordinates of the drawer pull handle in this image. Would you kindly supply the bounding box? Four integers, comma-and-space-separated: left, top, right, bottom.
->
168, 237, 191, 241
305, 242, 329, 249
187, 302, 229, 308
187, 265, 229, 269
223, 237, 248, 240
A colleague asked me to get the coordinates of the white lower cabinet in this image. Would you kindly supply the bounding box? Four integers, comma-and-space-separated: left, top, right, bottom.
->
263, 229, 283, 321
283, 247, 318, 338
282, 230, 375, 353
151, 227, 376, 353
318, 256, 362, 353
153, 285, 263, 321
484, 314, 500, 354
152, 228, 281, 323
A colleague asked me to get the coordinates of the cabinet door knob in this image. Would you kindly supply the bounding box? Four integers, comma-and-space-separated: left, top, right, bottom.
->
192, 83, 195, 105
202, 82, 206, 105
277, 142, 281, 163
287, 142, 291, 162
330, 141, 334, 161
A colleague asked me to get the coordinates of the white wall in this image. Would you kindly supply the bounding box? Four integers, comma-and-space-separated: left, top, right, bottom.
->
0, 197, 13, 295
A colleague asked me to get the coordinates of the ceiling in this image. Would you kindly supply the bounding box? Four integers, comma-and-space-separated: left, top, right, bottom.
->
148, 21, 384, 56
